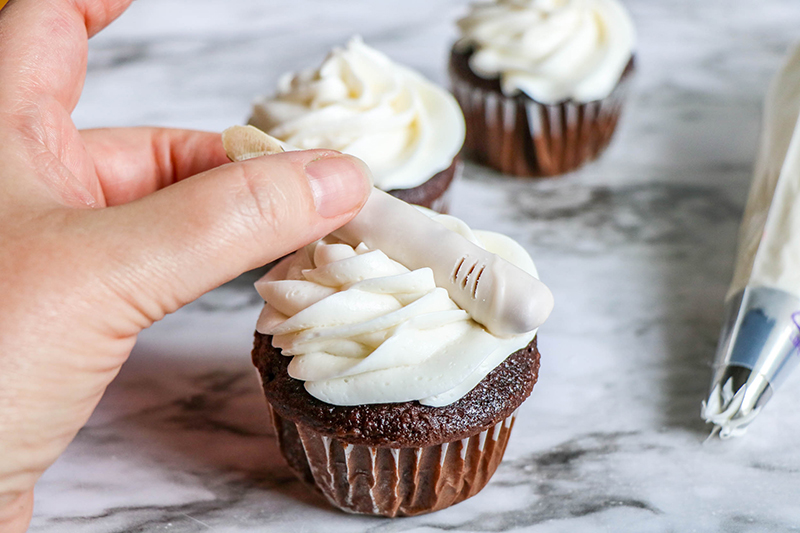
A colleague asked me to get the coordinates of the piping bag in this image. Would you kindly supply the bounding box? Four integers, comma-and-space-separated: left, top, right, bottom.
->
702, 45, 800, 438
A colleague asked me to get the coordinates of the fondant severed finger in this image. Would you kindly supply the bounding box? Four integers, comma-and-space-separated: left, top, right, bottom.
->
333, 189, 554, 337
222, 125, 285, 162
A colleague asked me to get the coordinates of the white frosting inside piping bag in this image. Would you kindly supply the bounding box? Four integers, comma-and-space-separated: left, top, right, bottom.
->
255, 213, 542, 407
250, 36, 465, 191
728, 44, 800, 301
455, 0, 635, 104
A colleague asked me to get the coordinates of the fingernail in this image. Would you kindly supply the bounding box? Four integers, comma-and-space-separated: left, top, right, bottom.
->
305, 155, 373, 218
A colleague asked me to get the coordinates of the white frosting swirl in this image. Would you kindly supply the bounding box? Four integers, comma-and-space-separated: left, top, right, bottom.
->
250, 37, 465, 191
456, 0, 636, 103
255, 214, 538, 407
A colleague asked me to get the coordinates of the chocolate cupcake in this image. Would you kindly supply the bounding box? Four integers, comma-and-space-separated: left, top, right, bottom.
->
449, 0, 636, 177
253, 335, 539, 516
249, 202, 554, 516
250, 37, 465, 212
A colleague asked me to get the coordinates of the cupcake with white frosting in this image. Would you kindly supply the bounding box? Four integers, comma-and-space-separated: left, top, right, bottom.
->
251, 209, 552, 516
449, 0, 636, 176
250, 37, 466, 212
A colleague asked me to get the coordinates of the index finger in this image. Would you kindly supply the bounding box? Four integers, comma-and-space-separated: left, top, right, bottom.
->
81, 127, 232, 206
0, 0, 133, 114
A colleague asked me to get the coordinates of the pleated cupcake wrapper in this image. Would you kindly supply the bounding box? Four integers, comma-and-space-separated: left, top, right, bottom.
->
269, 405, 518, 517
451, 72, 631, 177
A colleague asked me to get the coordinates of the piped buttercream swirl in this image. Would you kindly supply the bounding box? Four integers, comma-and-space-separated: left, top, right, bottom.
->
250, 37, 465, 191
255, 213, 538, 407
455, 0, 635, 103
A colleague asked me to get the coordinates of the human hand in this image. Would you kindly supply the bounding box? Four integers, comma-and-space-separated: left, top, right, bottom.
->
0, 1, 372, 531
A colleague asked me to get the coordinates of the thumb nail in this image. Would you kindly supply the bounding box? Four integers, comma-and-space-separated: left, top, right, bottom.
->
305, 155, 373, 218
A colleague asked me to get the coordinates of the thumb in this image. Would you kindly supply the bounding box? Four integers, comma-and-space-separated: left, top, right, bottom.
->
88, 148, 372, 330
0, 490, 33, 533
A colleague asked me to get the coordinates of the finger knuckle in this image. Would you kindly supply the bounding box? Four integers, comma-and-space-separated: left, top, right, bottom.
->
231, 163, 291, 238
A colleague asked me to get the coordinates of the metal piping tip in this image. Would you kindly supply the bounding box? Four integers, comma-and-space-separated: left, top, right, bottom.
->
702, 365, 773, 438
703, 287, 800, 439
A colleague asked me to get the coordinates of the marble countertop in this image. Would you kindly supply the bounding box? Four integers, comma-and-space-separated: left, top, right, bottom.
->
29, 1, 800, 531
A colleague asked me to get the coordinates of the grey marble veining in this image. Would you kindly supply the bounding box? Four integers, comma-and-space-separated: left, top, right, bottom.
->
28, 0, 800, 531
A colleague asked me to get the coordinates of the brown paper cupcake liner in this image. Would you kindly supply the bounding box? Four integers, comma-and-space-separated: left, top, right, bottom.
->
450, 55, 633, 177
269, 405, 518, 517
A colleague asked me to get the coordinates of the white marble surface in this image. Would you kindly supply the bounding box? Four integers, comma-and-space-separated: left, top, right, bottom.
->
28, 0, 800, 531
